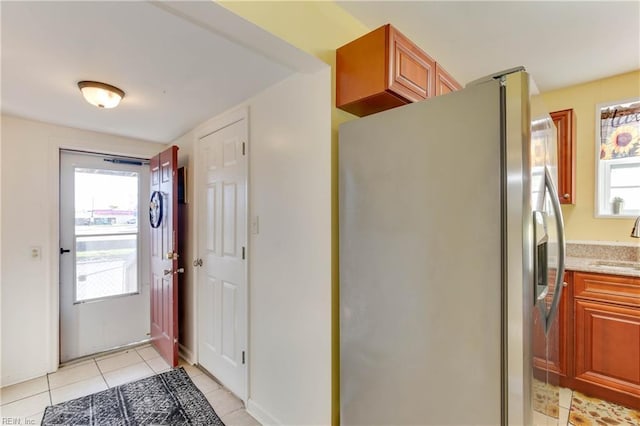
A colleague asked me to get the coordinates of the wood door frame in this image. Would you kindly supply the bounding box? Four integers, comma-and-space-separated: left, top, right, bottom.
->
192, 106, 250, 403
47, 139, 160, 372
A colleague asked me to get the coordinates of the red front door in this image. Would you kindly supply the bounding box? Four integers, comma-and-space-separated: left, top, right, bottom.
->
150, 145, 179, 367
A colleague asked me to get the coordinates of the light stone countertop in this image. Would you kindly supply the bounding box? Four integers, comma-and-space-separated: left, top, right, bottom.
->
565, 241, 640, 278
565, 257, 640, 278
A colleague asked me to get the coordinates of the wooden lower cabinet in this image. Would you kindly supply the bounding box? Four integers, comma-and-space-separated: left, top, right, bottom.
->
533, 270, 640, 409
573, 272, 640, 409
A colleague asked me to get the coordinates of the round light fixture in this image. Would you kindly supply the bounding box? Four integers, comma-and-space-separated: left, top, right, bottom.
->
77, 81, 125, 109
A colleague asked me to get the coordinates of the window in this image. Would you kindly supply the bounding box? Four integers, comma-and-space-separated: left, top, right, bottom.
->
74, 168, 140, 302
595, 99, 640, 217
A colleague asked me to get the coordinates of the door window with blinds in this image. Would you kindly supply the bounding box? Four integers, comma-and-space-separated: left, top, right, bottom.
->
596, 98, 640, 217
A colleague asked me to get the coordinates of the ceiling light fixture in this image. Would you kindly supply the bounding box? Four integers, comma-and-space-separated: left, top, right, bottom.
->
77, 81, 125, 109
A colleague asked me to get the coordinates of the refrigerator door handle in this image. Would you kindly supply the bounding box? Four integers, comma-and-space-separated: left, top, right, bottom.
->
543, 166, 566, 335
533, 210, 549, 304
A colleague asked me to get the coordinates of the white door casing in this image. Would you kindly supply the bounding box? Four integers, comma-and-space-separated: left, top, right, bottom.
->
59, 151, 150, 362
197, 117, 248, 400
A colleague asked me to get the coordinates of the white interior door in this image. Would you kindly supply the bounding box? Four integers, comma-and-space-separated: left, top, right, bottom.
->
60, 150, 150, 362
197, 118, 248, 400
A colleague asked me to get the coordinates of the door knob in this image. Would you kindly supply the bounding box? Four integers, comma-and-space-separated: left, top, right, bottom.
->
166, 251, 179, 260
174, 268, 185, 274
563, 193, 570, 199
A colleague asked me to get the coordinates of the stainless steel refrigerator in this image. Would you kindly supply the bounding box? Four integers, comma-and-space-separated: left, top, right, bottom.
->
339, 68, 566, 425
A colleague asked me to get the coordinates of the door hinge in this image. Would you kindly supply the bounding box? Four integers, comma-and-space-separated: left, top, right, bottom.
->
242, 142, 246, 156
242, 351, 245, 364
242, 246, 245, 260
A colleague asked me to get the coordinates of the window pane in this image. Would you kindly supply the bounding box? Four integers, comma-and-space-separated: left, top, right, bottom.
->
75, 234, 138, 302
610, 163, 640, 188
75, 168, 138, 236
610, 188, 640, 212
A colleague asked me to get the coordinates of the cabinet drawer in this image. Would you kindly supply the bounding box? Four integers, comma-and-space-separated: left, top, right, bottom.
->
574, 271, 640, 306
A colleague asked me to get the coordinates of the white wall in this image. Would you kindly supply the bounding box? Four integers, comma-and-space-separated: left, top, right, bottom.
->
246, 68, 331, 426
1, 65, 332, 424
0, 115, 163, 386
172, 68, 332, 425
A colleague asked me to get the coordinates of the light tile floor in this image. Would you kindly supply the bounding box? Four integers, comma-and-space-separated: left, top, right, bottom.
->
0, 345, 260, 426
533, 386, 571, 425
534, 385, 639, 426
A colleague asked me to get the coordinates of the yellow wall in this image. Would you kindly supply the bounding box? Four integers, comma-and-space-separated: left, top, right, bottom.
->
541, 70, 640, 243
218, 2, 368, 424
220, 4, 640, 423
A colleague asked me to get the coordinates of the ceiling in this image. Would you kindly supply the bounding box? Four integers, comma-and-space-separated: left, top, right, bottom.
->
338, 1, 640, 93
0, 1, 304, 143
2, 2, 638, 144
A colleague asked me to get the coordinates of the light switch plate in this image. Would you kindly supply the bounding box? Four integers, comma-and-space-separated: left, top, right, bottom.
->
30, 246, 41, 260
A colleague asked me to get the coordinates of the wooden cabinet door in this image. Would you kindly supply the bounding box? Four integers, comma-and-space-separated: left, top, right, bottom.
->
574, 299, 640, 405
387, 26, 435, 102
550, 109, 576, 204
435, 63, 462, 96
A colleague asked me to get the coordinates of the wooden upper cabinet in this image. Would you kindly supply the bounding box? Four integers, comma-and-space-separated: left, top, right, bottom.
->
387, 27, 435, 102
550, 109, 576, 204
435, 63, 462, 96
336, 24, 458, 117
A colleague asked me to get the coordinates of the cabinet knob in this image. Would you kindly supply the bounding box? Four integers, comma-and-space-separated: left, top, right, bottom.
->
563, 282, 568, 287
563, 193, 570, 199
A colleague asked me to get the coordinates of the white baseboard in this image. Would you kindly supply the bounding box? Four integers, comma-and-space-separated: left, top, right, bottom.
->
178, 343, 194, 364
247, 399, 281, 426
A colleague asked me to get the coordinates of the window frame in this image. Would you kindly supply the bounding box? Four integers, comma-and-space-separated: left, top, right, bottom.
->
594, 97, 640, 218
72, 166, 142, 304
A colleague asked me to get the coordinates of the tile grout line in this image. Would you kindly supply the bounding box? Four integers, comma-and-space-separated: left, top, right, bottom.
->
221, 406, 244, 419
94, 357, 109, 388
0, 383, 51, 407
139, 348, 170, 376
95, 350, 147, 388
566, 389, 573, 426
46, 373, 52, 406
139, 349, 157, 375
138, 347, 157, 369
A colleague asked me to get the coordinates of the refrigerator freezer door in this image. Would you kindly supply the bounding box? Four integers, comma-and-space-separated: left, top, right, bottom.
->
530, 99, 566, 425
340, 79, 505, 425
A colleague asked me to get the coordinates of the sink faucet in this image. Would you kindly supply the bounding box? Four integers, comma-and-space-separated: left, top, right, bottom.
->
632, 216, 640, 238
